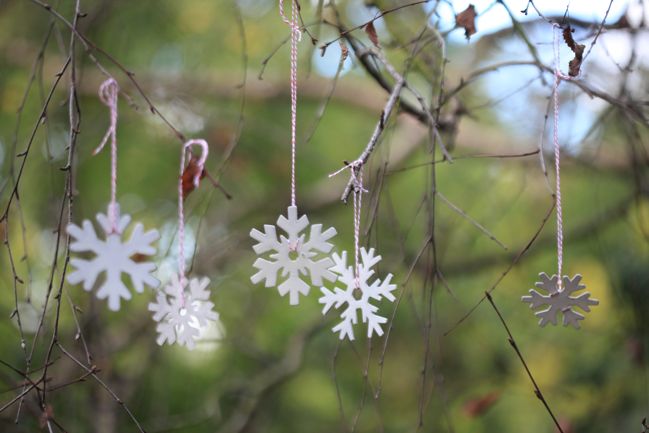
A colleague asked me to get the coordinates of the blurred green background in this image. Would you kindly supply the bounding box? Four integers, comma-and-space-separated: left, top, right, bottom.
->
1, 0, 648, 432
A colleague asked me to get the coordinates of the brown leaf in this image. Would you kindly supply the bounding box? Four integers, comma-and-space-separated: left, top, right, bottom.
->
39, 404, 54, 428
463, 392, 499, 417
612, 13, 630, 29
562, 25, 578, 51
456, 5, 477, 40
557, 418, 575, 433
339, 40, 349, 62
365, 21, 379, 47
562, 25, 585, 77
626, 337, 644, 365
181, 156, 206, 200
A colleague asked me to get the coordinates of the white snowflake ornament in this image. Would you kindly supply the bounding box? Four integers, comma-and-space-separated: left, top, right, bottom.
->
319, 248, 397, 340
522, 273, 599, 329
148, 274, 219, 350
250, 206, 337, 305
67, 203, 160, 311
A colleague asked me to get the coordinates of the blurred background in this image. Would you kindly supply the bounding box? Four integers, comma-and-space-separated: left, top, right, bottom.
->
1, 0, 648, 432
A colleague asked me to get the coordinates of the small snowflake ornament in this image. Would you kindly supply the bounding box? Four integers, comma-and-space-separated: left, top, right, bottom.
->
148, 273, 219, 350
250, 206, 337, 305
319, 248, 397, 340
522, 273, 599, 329
67, 203, 160, 311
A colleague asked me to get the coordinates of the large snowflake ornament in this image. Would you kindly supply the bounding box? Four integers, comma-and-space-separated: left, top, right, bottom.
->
522, 273, 599, 329
319, 248, 397, 340
250, 206, 337, 305
67, 203, 160, 311
148, 274, 219, 350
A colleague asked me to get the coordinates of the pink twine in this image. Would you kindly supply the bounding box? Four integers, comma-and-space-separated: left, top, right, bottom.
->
330, 160, 366, 288
552, 24, 573, 287
279, 0, 301, 207
178, 139, 209, 293
94, 78, 120, 232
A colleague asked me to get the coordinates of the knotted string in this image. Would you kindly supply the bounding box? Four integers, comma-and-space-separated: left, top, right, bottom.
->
279, 0, 302, 207
178, 139, 209, 297
552, 23, 573, 288
330, 160, 366, 288
93, 78, 120, 232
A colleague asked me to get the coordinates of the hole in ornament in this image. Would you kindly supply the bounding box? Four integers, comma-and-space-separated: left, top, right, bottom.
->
288, 249, 300, 261
179, 308, 187, 317
352, 287, 363, 300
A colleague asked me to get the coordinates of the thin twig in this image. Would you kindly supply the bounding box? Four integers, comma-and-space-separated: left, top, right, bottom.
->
485, 292, 565, 433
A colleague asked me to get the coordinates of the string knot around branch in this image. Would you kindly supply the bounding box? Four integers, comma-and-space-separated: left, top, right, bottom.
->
94, 77, 119, 156
329, 159, 367, 195
279, 0, 302, 42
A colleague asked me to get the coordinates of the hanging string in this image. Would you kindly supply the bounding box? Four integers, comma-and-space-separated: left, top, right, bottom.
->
279, 0, 301, 207
93, 78, 120, 232
552, 24, 572, 287
330, 160, 366, 288
352, 166, 364, 288
178, 139, 209, 294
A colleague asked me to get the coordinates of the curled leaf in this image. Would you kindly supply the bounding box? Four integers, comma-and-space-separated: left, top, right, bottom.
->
562, 25, 585, 77
463, 392, 499, 417
181, 156, 206, 200
456, 5, 477, 40
339, 40, 349, 61
365, 21, 379, 47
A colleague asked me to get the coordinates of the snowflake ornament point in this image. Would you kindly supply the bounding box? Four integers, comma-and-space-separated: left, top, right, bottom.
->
319, 247, 397, 340
66, 203, 160, 311
250, 205, 337, 305
522, 272, 599, 329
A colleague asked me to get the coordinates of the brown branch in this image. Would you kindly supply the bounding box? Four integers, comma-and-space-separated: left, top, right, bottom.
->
29, 0, 187, 142
485, 292, 565, 433
338, 76, 405, 203
57, 343, 145, 433
444, 202, 555, 335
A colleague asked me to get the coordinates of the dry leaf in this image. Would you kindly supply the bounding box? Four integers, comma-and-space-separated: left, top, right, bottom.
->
339, 40, 349, 62
39, 404, 54, 428
463, 392, 499, 417
558, 418, 575, 433
456, 5, 477, 40
562, 25, 585, 77
181, 156, 206, 200
365, 21, 379, 47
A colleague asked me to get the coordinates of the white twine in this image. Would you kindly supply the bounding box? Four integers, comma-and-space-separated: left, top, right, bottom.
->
279, 0, 302, 207
330, 160, 366, 288
552, 23, 573, 287
93, 78, 120, 232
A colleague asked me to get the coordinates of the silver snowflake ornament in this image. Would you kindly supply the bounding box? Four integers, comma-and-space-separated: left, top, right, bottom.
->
148, 273, 219, 350
319, 248, 397, 340
522, 273, 599, 329
250, 205, 337, 305
67, 203, 160, 311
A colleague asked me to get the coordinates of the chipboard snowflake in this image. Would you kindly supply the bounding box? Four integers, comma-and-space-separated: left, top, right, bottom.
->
250, 205, 337, 305
67, 203, 160, 311
319, 248, 397, 340
522, 273, 599, 329
148, 274, 219, 350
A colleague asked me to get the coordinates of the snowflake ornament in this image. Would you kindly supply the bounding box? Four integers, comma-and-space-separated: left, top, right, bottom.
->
148, 274, 219, 350
67, 203, 160, 311
319, 248, 397, 340
250, 206, 337, 305
522, 273, 599, 329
